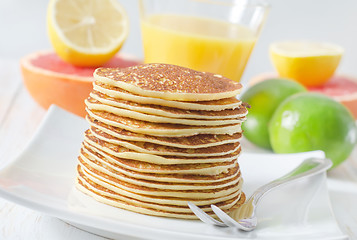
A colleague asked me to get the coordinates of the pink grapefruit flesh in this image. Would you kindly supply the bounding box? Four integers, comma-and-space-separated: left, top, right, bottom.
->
20, 50, 141, 117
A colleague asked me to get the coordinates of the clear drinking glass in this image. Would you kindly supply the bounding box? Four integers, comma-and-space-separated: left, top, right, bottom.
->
139, 0, 269, 82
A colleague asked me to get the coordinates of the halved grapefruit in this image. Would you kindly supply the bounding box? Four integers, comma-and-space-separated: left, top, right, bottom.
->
20, 50, 141, 117
248, 72, 357, 119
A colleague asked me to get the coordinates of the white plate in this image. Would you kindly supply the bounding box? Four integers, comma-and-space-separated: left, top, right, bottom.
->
0, 106, 347, 240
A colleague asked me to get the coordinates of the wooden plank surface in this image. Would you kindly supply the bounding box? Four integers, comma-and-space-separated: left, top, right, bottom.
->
0, 60, 22, 125
0, 60, 109, 240
0, 201, 107, 240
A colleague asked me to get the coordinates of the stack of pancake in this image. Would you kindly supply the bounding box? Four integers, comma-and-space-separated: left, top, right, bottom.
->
75, 63, 248, 219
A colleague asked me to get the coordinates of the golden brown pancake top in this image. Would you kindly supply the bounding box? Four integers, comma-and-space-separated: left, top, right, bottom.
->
94, 63, 242, 94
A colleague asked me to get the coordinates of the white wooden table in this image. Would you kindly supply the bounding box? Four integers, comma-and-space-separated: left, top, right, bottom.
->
1, 59, 357, 240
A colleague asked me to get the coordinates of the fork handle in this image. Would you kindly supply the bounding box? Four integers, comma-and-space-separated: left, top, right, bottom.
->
251, 158, 331, 206
232, 157, 332, 219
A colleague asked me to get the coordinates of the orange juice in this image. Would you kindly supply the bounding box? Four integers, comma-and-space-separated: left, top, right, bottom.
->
141, 14, 257, 82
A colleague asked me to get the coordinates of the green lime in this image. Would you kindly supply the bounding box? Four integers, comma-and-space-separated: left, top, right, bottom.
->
241, 78, 306, 149
269, 92, 357, 168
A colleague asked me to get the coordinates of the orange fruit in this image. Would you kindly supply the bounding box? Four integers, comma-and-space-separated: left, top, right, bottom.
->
270, 41, 343, 87
47, 0, 129, 67
249, 73, 357, 119
20, 50, 141, 117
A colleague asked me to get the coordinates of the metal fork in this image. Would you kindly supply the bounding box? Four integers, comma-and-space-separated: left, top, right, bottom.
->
188, 157, 332, 231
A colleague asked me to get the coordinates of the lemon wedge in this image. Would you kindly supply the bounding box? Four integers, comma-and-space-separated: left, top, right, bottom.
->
47, 0, 129, 67
270, 41, 344, 87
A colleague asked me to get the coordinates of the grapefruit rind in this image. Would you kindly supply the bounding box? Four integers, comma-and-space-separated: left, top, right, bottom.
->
20, 50, 140, 117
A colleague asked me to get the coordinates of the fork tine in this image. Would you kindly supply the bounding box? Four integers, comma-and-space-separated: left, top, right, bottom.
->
211, 205, 253, 231
187, 202, 227, 227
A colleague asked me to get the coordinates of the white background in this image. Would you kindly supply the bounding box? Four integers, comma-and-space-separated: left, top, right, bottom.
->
1, 0, 357, 85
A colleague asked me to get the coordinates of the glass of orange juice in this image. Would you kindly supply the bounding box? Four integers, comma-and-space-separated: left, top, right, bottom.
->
139, 0, 269, 82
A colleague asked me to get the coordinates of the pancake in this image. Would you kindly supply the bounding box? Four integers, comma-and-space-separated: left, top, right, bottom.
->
84, 131, 241, 165
90, 91, 247, 120
77, 165, 243, 209
86, 109, 242, 137
82, 142, 238, 175
86, 97, 246, 126
76, 172, 243, 213
88, 117, 243, 148
78, 157, 242, 198
81, 144, 240, 183
76, 174, 246, 219
94, 63, 242, 101
75, 64, 248, 219
94, 81, 242, 111
90, 127, 241, 157
79, 144, 244, 216
78, 154, 241, 191
77, 154, 244, 205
